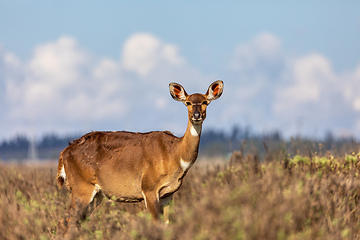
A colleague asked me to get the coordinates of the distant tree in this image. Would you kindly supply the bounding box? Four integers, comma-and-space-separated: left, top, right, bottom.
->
263, 130, 282, 141
0, 135, 29, 150
324, 130, 334, 150
243, 125, 251, 140
38, 133, 71, 148
231, 125, 240, 141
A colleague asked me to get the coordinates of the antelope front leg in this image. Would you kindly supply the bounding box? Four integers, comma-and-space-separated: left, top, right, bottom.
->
142, 190, 161, 220
160, 195, 173, 224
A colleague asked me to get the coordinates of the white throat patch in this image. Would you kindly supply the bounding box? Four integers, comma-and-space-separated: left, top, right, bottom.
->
180, 158, 193, 171
190, 123, 201, 137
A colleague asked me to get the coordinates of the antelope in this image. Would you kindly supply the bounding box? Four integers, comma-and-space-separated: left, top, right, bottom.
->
57, 80, 223, 230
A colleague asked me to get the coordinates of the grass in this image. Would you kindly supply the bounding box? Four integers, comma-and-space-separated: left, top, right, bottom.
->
1, 151, 360, 239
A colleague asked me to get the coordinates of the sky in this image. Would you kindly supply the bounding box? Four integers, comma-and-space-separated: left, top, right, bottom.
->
0, 1, 360, 140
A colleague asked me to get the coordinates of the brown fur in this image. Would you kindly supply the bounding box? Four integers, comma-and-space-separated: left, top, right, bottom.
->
57, 80, 223, 232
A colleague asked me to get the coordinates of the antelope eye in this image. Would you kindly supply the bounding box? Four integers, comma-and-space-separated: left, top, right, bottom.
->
202, 101, 208, 105
185, 101, 191, 106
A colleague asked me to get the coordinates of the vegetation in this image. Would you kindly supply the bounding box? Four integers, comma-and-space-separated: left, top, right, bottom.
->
0, 127, 356, 161
1, 147, 360, 239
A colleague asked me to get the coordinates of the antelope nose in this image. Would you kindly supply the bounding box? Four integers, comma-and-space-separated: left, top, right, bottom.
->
193, 112, 201, 119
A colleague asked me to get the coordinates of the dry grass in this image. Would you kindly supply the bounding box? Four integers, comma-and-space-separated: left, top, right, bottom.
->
1, 151, 360, 239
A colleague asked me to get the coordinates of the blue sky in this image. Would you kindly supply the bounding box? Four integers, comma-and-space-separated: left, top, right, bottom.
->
0, 1, 360, 140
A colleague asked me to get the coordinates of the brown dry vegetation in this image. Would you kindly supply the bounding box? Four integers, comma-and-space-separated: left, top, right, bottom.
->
1, 151, 360, 239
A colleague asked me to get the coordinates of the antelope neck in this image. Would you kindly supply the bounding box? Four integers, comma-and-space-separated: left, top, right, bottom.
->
179, 120, 202, 171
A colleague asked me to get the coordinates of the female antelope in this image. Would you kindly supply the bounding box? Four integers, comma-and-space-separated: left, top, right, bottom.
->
57, 80, 223, 231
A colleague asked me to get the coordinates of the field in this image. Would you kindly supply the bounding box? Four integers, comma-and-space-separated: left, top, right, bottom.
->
1, 150, 360, 239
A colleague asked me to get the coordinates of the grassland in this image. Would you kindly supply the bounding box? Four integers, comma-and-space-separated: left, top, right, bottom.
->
1, 150, 360, 239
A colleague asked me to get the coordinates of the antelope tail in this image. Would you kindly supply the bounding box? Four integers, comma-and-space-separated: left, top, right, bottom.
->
56, 153, 66, 188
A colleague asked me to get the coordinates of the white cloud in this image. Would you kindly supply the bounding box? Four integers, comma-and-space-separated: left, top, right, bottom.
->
227, 32, 360, 137
252, 33, 282, 58
4, 52, 21, 68
274, 53, 336, 113
1, 36, 131, 136
341, 64, 360, 112
220, 33, 285, 132
2, 31, 360, 140
93, 58, 120, 81
230, 32, 282, 71
0, 33, 207, 138
28, 36, 88, 87
121, 33, 184, 77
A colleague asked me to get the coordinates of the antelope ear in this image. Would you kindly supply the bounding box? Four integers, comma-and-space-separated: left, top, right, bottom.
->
169, 82, 188, 102
205, 80, 223, 101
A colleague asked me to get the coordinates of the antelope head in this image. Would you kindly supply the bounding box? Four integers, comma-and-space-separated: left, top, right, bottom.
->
169, 80, 224, 124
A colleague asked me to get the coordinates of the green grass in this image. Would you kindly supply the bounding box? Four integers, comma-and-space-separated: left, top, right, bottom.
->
1, 152, 360, 239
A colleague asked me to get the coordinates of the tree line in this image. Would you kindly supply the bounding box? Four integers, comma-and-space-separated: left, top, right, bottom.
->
0, 127, 356, 161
